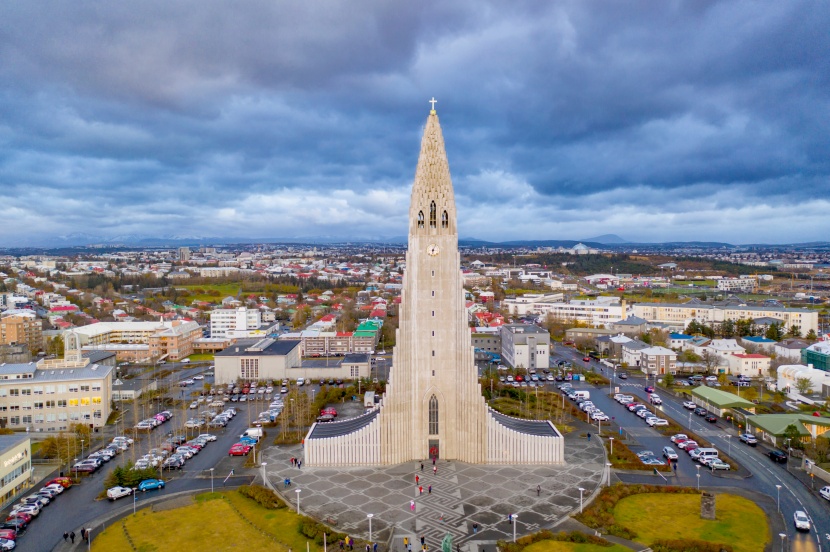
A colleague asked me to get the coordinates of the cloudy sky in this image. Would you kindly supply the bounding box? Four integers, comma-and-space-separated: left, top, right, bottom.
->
1, 1, 828, 247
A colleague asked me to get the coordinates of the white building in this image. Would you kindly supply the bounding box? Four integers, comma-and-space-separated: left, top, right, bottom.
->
716, 277, 758, 293
777, 364, 830, 396
634, 302, 818, 336
509, 296, 628, 326
210, 307, 262, 339
499, 324, 550, 371
726, 353, 771, 377
638, 346, 677, 376
501, 294, 565, 316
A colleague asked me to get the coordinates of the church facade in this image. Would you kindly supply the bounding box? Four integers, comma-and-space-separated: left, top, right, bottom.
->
305, 107, 563, 466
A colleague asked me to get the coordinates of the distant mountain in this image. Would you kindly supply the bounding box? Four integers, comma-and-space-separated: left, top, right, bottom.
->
581, 234, 629, 244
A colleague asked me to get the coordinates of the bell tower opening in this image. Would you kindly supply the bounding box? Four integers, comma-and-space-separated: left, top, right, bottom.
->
429, 201, 437, 228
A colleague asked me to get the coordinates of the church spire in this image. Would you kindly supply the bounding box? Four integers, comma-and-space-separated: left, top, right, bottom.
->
409, 103, 457, 236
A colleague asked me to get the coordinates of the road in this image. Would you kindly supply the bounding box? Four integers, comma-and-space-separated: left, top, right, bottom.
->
12, 390, 261, 552
551, 343, 830, 552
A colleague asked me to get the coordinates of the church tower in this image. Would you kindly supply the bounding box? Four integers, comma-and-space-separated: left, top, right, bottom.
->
304, 103, 563, 467
378, 105, 488, 463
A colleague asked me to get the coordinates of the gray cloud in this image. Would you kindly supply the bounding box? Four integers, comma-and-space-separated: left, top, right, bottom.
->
0, 0, 828, 246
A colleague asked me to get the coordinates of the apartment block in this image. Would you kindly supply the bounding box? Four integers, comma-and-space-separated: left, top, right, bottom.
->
634, 303, 818, 335
209, 307, 262, 338
499, 324, 550, 371
0, 311, 42, 350
72, 320, 202, 361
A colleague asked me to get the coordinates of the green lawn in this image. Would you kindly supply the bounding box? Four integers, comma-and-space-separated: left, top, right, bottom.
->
186, 353, 215, 361
178, 284, 244, 304
524, 542, 631, 552
93, 491, 326, 552
613, 493, 768, 552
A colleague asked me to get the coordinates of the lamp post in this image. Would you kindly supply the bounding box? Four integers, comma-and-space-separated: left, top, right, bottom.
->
775, 484, 781, 512
512, 514, 518, 543
81, 439, 85, 462
726, 435, 732, 456
607, 462, 612, 487
74, 457, 78, 479
696, 473, 700, 491
578, 487, 585, 513
295, 488, 302, 515
367, 513, 374, 541
133, 488, 138, 514
261, 462, 267, 487
87, 527, 92, 551
609, 437, 614, 455
779, 532, 786, 552
210, 468, 215, 493
688, 410, 692, 429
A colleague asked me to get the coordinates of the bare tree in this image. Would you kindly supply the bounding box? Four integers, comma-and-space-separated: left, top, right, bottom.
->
701, 350, 723, 375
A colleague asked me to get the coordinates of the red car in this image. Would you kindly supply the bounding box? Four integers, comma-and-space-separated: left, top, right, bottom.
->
47, 477, 73, 488
6, 513, 32, 524
320, 407, 337, 417
583, 357, 591, 362
0, 529, 16, 540
228, 444, 252, 456
516, 375, 524, 382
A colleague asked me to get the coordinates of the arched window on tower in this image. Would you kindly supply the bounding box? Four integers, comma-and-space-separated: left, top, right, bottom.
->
428, 395, 438, 435
418, 211, 424, 228
429, 201, 437, 228
442, 211, 448, 229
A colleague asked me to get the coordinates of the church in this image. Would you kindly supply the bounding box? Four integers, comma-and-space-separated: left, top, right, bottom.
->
305, 104, 563, 466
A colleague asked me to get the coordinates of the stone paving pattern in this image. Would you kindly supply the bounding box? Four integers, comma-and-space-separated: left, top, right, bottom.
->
263, 430, 606, 552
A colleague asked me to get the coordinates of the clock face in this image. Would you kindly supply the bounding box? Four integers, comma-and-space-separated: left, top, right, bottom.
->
427, 244, 440, 256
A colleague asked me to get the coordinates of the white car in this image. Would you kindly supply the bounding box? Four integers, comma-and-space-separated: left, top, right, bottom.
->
670, 434, 689, 443
107, 486, 133, 501
592, 412, 610, 421
662, 446, 678, 461
193, 374, 205, 380
682, 401, 696, 409
189, 402, 199, 409
197, 434, 218, 442
820, 486, 830, 501
650, 419, 669, 427
794, 510, 811, 532
11, 504, 40, 517
705, 375, 718, 382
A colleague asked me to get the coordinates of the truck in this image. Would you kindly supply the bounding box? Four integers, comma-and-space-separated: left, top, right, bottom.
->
364, 391, 376, 408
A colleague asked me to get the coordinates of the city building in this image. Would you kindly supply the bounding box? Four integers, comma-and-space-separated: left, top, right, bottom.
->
177, 247, 191, 261
0, 435, 32, 505
0, 343, 31, 364
508, 297, 628, 326
213, 338, 302, 385
727, 353, 771, 378
774, 338, 811, 362
802, 341, 830, 372
305, 107, 562, 466
607, 315, 649, 337
209, 307, 262, 339
637, 346, 677, 376
71, 320, 202, 361
499, 324, 550, 371
0, 311, 42, 351
633, 302, 818, 335
716, 277, 758, 293
740, 336, 776, 353
776, 364, 830, 396
471, 329, 501, 356
501, 294, 565, 316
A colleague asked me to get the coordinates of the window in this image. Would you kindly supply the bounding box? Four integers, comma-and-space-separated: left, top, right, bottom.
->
240, 358, 259, 380
68, 399, 79, 407
418, 211, 425, 228
9, 389, 18, 397
45, 386, 55, 394
80, 385, 90, 392
432, 291, 434, 297
33, 387, 43, 395
34, 402, 43, 410
21, 389, 31, 396
57, 400, 67, 408
46, 400, 55, 409
442, 211, 448, 228
429, 201, 437, 228
428, 395, 439, 435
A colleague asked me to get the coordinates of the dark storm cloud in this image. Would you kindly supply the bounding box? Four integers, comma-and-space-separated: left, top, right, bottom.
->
0, 0, 828, 245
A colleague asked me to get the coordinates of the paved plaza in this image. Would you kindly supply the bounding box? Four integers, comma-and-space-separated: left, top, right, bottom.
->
262, 431, 606, 551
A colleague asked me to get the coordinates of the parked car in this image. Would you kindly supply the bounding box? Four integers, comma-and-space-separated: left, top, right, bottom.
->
768, 449, 788, 463
794, 510, 811, 532
704, 414, 718, 423
46, 477, 73, 488
662, 446, 678, 461
670, 434, 689, 443
707, 459, 731, 470
0, 519, 27, 533
739, 433, 757, 446
644, 386, 655, 393
107, 486, 133, 501
138, 479, 166, 492
0, 537, 14, 550
682, 401, 696, 410
819, 486, 830, 501
694, 407, 708, 416
229, 443, 252, 456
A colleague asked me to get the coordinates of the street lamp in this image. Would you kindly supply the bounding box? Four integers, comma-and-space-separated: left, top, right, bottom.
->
609, 437, 614, 455
775, 484, 781, 512
696, 473, 700, 491
74, 457, 78, 479
367, 513, 374, 541
210, 468, 215, 493
512, 514, 518, 543
81, 439, 85, 462
779, 532, 786, 552
607, 462, 612, 487
260, 462, 268, 487
578, 487, 585, 513
726, 435, 732, 456
132, 488, 138, 514
295, 488, 302, 515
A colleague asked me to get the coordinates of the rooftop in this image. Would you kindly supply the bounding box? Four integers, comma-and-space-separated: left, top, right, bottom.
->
215, 339, 301, 357
691, 385, 755, 408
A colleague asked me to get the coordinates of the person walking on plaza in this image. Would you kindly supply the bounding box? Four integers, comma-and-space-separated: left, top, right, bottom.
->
63, 531, 68, 542
419, 485, 423, 495
428, 485, 432, 495
410, 500, 416, 511
421, 462, 424, 472
433, 465, 437, 475
536, 485, 541, 496
416, 474, 419, 485
472, 522, 478, 534
373, 542, 378, 552
70, 531, 75, 544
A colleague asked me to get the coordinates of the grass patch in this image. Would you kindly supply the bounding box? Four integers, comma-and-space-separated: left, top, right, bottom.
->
187, 353, 215, 361
614, 493, 768, 552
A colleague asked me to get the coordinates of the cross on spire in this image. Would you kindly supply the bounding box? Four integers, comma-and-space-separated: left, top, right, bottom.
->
429, 97, 437, 111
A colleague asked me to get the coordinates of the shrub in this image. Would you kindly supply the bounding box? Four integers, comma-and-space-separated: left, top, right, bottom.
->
300, 517, 346, 545
651, 539, 733, 552
102, 463, 160, 491
237, 484, 285, 509
497, 530, 612, 552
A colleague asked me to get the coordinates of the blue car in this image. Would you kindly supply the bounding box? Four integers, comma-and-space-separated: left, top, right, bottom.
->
239, 437, 258, 446
138, 479, 165, 492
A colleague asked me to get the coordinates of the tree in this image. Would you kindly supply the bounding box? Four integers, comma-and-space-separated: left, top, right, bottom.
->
795, 377, 813, 395
806, 329, 818, 341
765, 322, 783, 341
719, 319, 736, 338
786, 325, 802, 339
662, 373, 675, 387
743, 386, 758, 403
678, 350, 701, 364
701, 350, 723, 375
782, 424, 805, 450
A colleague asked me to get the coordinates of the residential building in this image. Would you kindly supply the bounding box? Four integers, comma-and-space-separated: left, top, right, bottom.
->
694, 339, 746, 361
727, 353, 771, 377
740, 336, 776, 353
777, 364, 830, 396
637, 346, 677, 376
621, 339, 650, 368
508, 296, 627, 325
668, 333, 693, 350
471, 330, 501, 355
501, 294, 565, 316
0, 343, 31, 364
0, 311, 42, 351
633, 302, 818, 336
209, 307, 262, 339
774, 338, 811, 362
565, 328, 617, 341
802, 341, 830, 372
499, 324, 550, 371
607, 316, 648, 337
177, 247, 191, 261
716, 277, 758, 292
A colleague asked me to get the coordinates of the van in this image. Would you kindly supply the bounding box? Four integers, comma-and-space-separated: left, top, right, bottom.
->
696, 448, 719, 463
241, 427, 264, 439
296, 378, 305, 387
573, 390, 590, 400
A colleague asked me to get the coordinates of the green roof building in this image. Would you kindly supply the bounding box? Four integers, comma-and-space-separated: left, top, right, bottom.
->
690, 386, 756, 416
746, 413, 830, 448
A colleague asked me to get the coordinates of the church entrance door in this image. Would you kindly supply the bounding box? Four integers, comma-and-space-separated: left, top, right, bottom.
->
428, 439, 439, 460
